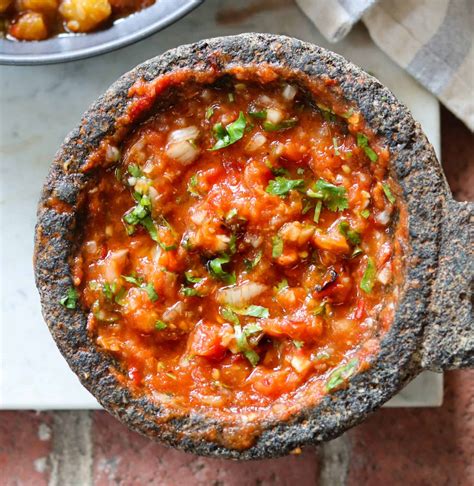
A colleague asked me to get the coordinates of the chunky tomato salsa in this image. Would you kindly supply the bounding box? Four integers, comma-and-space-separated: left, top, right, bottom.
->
1, 0, 155, 41
66, 73, 407, 420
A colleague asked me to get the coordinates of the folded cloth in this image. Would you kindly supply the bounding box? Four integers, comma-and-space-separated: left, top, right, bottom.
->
296, 0, 474, 130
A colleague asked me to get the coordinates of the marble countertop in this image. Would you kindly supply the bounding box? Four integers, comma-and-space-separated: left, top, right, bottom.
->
0, 0, 442, 409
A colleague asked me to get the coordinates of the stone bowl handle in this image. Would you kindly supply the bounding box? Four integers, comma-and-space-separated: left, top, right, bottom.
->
421, 198, 473, 371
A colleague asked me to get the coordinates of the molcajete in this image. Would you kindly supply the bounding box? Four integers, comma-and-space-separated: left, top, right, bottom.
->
34, 34, 473, 459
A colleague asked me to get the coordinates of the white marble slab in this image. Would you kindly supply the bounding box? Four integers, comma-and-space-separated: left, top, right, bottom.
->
0, 0, 442, 409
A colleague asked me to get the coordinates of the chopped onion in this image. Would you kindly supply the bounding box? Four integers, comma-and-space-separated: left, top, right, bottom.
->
217, 281, 268, 307
166, 140, 199, 165
266, 108, 284, 124
162, 301, 185, 322
245, 132, 267, 152
168, 126, 200, 144
291, 354, 311, 374
375, 209, 391, 226
166, 126, 200, 165
377, 265, 392, 285
282, 84, 298, 100
105, 145, 120, 163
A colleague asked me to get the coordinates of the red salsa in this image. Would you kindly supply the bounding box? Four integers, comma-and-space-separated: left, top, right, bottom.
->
67, 71, 408, 423
1, 0, 155, 41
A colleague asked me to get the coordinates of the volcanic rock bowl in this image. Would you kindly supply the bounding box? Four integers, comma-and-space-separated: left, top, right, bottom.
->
34, 33, 473, 459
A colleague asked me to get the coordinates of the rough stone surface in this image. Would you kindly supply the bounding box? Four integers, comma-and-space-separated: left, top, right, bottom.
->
0, 411, 53, 486
33, 34, 474, 458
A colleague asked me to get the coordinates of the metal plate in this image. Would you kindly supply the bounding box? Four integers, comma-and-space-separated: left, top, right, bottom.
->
0, 0, 203, 65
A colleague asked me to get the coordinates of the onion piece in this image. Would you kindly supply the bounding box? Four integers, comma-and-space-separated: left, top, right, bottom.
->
282, 84, 297, 100
162, 301, 185, 322
166, 140, 199, 165
217, 281, 268, 307
167, 126, 199, 144
266, 108, 284, 124
245, 132, 267, 152
375, 209, 391, 226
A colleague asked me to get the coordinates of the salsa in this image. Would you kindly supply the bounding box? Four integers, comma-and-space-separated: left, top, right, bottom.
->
1, 0, 155, 41
68, 72, 407, 423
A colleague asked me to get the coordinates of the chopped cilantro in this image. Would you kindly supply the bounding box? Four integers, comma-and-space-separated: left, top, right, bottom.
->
123, 275, 142, 286
221, 307, 240, 326
332, 137, 340, 156
234, 324, 260, 366
272, 235, 284, 258
209, 112, 247, 151
275, 278, 289, 293
248, 110, 267, 119
143, 282, 158, 302
127, 164, 142, 178
187, 174, 200, 197
243, 323, 262, 335
293, 340, 304, 349
102, 282, 116, 301
356, 133, 378, 162
266, 177, 305, 197
326, 358, 359, 391
123, 275, 158, 302
307, 179, 349, 212
208, 255, 236, 284
360, 209, 371, 219
244, 249, 262, 271
382, 183, 396, 203
205, 106, 214, 120
360, 257, 376, 293
229, 233, 237, 254
338, 221, 361, 245
184, 271, 203, 284
262, 117, 298, 132
235, 305, 269, 319
60, 287, 78, 309
181, 287, 201, 297
313, 200, 323, 223
155, 320, 168, 331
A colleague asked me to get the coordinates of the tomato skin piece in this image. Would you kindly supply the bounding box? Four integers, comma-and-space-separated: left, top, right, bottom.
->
188, 322, 227, 360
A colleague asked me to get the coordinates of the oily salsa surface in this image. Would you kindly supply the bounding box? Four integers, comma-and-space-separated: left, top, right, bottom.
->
68, 73, 407, 421
1, 0, 155, 41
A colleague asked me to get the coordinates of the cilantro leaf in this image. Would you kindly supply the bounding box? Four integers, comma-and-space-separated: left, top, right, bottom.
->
123, 275, 142, 286
243, 323, 263, 335
338, 221, 361, 245
234, 305, 269, 319
184, 271, 203, 284
360, 209, 371, 219
274, 278, 289, 293
60, 287, 78, 309
209, 112, 247, 150
127, 164, 143, 178
180, 287, 201, 297
326, 358, 359, 391
382, 183, 396, 204
143, 283, 158, 302
360, 257, 376, 293
207, 255, 236, 284
262, 117, 298, 132
356, 133, 378, 162
266, 177, 305, 197
248, 110, 267, 119
244, 249, 262, 271
234, 324, 260, 366
221, 307, 240, 326
155, 320, 168, 330
307, 179, 349, 212
272, 235, 283, 258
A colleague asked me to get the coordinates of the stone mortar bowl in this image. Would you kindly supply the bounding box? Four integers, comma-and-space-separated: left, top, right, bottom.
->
34, 33, 474, 459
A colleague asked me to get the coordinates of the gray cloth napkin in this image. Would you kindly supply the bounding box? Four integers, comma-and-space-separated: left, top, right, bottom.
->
296, 0, 473, 130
